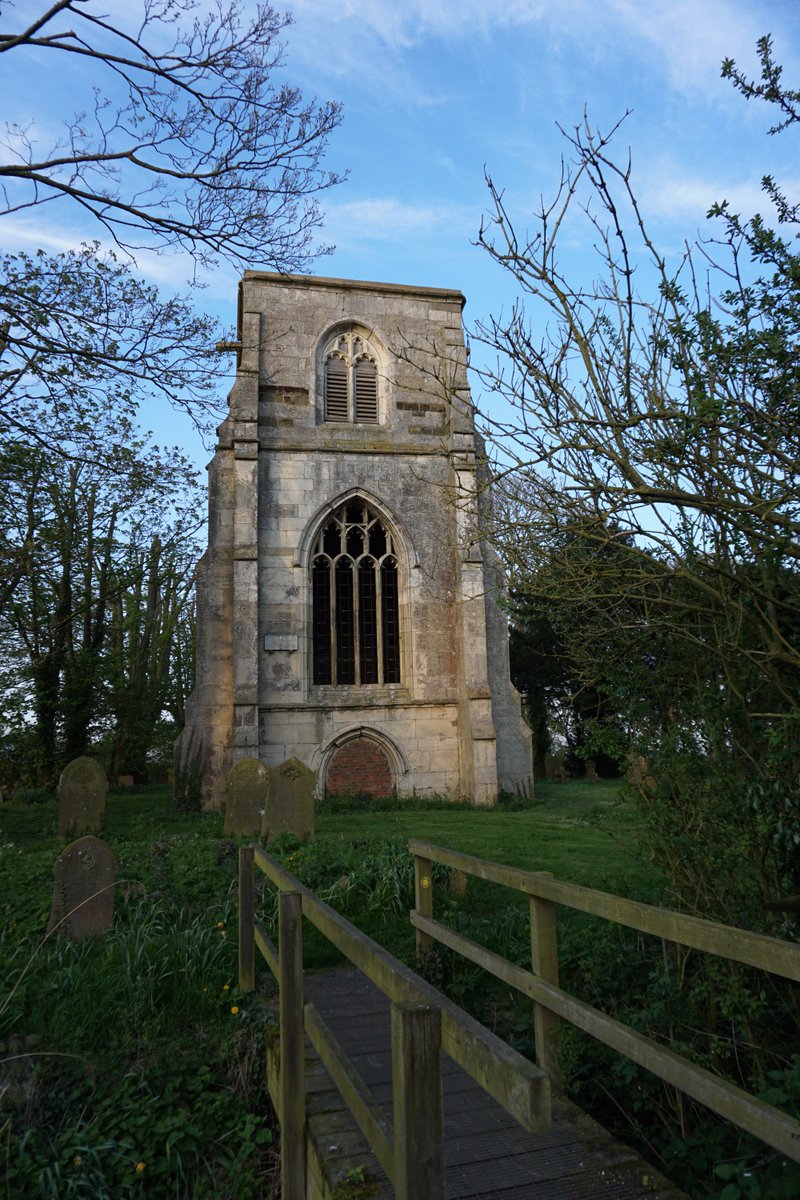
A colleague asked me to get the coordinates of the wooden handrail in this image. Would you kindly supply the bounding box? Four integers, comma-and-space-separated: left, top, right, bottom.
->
304, 1001, 394, 1176
238, 844, 550, 1200
249, 845, 550, 1129
408, 838, 800, 981
408, 838, 800, 1165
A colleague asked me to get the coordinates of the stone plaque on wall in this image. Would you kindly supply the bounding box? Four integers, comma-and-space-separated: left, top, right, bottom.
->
224, 757, 270, 836
261, 757, 316, 843
47, 836, 118, 939
58, 756, 107, 839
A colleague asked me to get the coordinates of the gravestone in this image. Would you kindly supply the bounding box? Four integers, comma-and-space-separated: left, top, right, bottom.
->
585, 759, 599, 783
544, 754, 568, 784
261, 757, 316, 843
626, 753, 657, 793
224, 757, 270, 836
626, 754, 648, 786
448, 869, 468, 899
58, 756, 107, 838
47, 835, 118, 938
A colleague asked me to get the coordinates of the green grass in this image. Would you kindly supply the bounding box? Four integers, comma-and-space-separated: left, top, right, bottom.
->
0, 789, 276, 1199
5, 781, 789, 1199
318, 779, 659, 897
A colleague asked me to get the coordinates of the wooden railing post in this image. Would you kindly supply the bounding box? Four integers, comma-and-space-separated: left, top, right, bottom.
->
391, 1002, 445, 1200
529, 875, 561, 1088
239, 845, 255, 993
414, 853, 434, 956
279, 890, 306, 1200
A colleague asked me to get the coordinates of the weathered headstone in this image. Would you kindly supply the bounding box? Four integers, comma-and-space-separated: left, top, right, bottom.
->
626, 754, 648, 786
585, 759, 599, 783
47, 835, 118, 938
448, 869, 468, 899
58, 756, 107, 839
261, 757, 316, 843
224, 757, 270, 836
116, 774, 134, 789
544, 754, 568, 784
626, 753, 657, 793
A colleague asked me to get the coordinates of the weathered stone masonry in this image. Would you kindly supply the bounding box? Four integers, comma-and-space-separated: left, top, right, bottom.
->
182, 272, 533, 807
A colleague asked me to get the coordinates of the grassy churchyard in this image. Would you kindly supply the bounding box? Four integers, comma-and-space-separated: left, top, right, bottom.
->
1, 781, 793, 1198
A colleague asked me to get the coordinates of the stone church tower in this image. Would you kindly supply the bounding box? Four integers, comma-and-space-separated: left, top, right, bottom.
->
183, 272, 532, 807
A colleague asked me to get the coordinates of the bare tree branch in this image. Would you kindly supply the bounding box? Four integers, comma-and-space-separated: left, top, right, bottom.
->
0, 1, 344, 268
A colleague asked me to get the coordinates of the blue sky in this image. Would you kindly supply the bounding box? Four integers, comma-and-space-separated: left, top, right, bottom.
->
286, 0, 798, 294
2, 0, 799, 464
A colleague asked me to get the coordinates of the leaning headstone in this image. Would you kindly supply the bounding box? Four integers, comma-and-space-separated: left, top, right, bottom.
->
58, 756, 107, 839
626, 754, 657, 793
224, 757, 270, 836
544, 754, 568, 784
261, 757, 316, 843
626, 754, 648, 786
448, 869, 468, 899
47, 835, 118, 938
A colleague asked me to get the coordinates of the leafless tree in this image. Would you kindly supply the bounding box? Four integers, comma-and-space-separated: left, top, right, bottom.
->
475, 91, 800, 915
0, 0, 344, 268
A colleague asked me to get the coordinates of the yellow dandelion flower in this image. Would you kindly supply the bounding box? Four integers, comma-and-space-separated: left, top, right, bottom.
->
217, 920, 225, 928
231, 1005, 239, 1015
223, 983, 230, 991
135, 1161, 146, 1174
73, 1156, 82, 1167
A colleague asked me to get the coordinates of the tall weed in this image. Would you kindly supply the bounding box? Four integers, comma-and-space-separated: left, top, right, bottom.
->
1, 897, 275, 1198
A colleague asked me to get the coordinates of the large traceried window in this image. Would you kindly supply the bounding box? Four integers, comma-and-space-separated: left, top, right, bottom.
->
311, 500, 401, 686
324, 331, 379, 423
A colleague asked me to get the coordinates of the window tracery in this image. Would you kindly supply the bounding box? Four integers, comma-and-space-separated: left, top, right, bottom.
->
311, 500, 401, 685
323, 331, 379, 423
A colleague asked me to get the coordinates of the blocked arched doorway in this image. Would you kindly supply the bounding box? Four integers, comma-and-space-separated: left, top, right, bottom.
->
325, 736, 394, 798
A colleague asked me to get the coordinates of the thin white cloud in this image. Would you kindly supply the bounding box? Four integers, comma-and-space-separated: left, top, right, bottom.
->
0, 214, 239, 302
640, 176, 766, 223
289, 0, 546, 47
602, 0, 769, 94
288, 0, 789, 105
637, 160, 800, 227
324, 197, 472, 242
0, 217, 88, 258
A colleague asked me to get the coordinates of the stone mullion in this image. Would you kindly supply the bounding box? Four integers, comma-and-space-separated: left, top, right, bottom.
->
352, 553, 361, 686
376, 557, 385, 686
328, 557, 336, 686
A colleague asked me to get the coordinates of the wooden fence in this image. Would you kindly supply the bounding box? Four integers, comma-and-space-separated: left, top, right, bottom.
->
238, 845, 551, 1200
408, 837, 800, 1165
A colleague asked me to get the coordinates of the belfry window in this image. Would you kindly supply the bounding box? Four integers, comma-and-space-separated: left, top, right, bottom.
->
324, 333, 379, 423
312, 501, 401, 686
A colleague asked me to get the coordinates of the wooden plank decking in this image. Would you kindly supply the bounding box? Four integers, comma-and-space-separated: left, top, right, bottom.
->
295, 969, 689, 1200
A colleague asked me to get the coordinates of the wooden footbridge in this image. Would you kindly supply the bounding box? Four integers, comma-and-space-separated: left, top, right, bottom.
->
238, 840, 800, 1199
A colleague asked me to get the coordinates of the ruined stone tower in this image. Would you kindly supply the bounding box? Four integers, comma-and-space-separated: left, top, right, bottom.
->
182, 272, 532, 807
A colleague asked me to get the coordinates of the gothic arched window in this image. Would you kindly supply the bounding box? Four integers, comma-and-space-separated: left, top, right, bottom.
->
323, 332, 379, 423
311, 500, 401, 685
